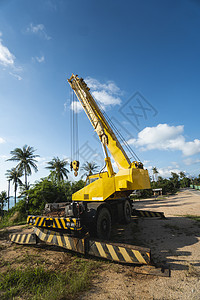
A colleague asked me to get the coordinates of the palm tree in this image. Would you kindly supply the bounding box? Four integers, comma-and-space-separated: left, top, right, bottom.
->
152, 167, 159, 182
81, 161, 99, 178
46, 157, 69, 182
7, 179, 11, 210
5, 168, 23, 205
0, 191, 7, 211
7, 145, 39, 189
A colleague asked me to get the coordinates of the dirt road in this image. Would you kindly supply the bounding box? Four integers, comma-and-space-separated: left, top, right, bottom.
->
81, 188, 200, 299
1, 189, 200, 299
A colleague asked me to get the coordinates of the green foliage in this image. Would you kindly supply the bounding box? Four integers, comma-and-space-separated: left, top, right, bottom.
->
180, 177, 190, 188
0, 199, 27, 229
46, 157, 69, 182
193, 174, 200, 185
152, 176, 178, 195
5, 168, 23, 205
25, 178, 84, 215
0, 260, 98, 300
81, 161, 99, 178
0, 178, 84, 226
71, 179, 85, 194
7, 145, 39, 188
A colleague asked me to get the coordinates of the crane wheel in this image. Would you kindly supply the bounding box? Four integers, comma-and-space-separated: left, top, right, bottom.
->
96, 207, 111, 240
123, 199, 132, 224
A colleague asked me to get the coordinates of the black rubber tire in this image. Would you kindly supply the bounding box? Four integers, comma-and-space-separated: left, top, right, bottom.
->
123, 199, 132, 224
96, 207, 111, 240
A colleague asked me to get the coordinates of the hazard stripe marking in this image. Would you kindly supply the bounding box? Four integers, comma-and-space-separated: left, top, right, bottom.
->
106, 244, 119, 261
60, 218, 66, 229
133, 250, 147, 264
47, 231, 54, 243
119, 247, 133, 263
132, 210, 164, 218
15, 234, 21, 243
56, 232, 63, 247
26, 234, 31, 244
27, 227, 151, 265
95, 242, 107, 258
21, 234, 26, 244
64, 235, 72, 249
38, 217, 43, 227
9, 233, 36, 244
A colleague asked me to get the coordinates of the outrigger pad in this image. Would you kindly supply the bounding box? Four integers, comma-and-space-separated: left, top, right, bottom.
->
34, 227, 151, 265
132, 209, 165, 219
9, 232, 37, 245
87, 240, 151, 265
33, 227, 85, 254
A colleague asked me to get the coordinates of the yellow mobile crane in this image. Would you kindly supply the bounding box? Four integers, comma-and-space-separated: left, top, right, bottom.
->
67, 74, 151, 239
10, 74, 168, 275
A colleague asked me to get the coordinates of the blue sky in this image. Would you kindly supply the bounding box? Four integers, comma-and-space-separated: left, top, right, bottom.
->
0, 0, 200, 195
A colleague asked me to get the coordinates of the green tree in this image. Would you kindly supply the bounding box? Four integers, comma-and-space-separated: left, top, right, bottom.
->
0, 191, 7, 211
152, 167, 159, 182
71, 180, 85, 194
193, 174, 200, 185
46, 157, 69, 182
169, 172, 180, 190
7, 145, 39, 189
179, 171, 186, 179
81, 161, 99, 178
6, 168, 23, 205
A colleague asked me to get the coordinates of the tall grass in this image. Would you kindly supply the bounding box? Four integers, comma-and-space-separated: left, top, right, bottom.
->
0, 259, 98, 299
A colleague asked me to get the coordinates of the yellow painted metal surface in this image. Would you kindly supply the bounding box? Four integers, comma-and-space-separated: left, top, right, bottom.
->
72, 168, 150, 201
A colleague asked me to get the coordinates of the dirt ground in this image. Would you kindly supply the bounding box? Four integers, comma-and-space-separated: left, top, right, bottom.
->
1, 188, 200, 299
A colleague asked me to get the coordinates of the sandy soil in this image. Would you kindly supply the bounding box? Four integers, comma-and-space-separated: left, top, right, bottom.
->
1, 188, 200, 299
81, 188, 200, 299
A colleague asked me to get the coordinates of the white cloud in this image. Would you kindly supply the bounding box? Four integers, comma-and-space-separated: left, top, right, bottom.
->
26, 23, 51, 40
157, 167, 181, 178
32, 55, 45, 63
0, 36, 15, 66
92, 90, 121, 107
128, 123, 200, 157
70, 101, 83, 113
0, 33, 23, 80
183, 158, 200, 166
0, 137, 6, 144
85, 77, 121, 94
9, 72, 22, 81
69, 77, 122, 114
85, 77, 122, 108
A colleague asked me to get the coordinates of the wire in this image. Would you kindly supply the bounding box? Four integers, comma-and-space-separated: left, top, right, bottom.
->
70, 91, 79, 163
70, 90, 73, 162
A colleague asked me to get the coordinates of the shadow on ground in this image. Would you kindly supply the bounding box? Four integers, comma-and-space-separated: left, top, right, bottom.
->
111, 215, 200, 271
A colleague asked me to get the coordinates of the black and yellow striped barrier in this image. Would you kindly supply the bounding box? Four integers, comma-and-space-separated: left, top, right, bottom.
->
9, 232, 37, 244
87, 240, 151, 265
132, 209, 165, 219
27, 215, 82, 231
33, 227, 85, 254
33, 227, 151, 265
9, 228, 170, 276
